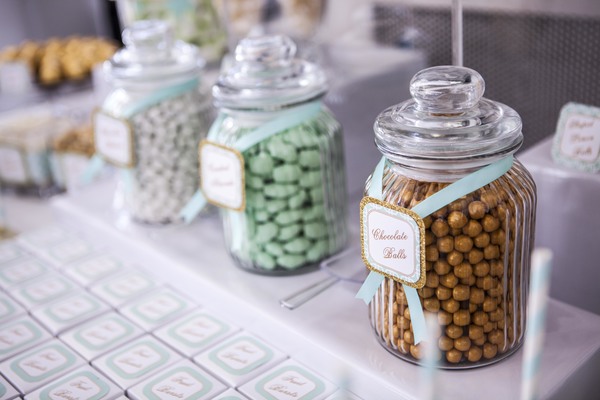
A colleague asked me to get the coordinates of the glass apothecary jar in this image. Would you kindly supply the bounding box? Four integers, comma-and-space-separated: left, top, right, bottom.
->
365, 66, 536, 367
209, 35, 347, 274
97, 20, 212, 224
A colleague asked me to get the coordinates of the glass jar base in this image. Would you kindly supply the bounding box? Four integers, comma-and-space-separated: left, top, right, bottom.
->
374, 332, 523, 370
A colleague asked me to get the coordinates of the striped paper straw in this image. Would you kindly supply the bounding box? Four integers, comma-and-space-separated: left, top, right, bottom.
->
421, 314, 440, 400
521, 248, 554, 400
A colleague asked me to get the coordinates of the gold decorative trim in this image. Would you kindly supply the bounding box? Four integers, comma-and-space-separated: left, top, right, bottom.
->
359, 196, 427, 289
198, 139, 246, 212
92, 109, 136, 168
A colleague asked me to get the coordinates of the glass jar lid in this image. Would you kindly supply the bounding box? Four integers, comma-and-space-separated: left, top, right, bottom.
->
105, 20, 204, 87
213, 35, 327, 110
374, 66, 523, 170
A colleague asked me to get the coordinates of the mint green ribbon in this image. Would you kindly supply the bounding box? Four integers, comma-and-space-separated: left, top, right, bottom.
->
179, 100, 323, 223
81, 78, 200, 185
356, 155, 514, 344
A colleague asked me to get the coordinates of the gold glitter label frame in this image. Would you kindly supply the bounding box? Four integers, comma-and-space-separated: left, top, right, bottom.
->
360, 196, 426, 289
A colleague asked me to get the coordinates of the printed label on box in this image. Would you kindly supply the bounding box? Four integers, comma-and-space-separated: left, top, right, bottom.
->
210, 337, 273, 375
0, 259, 45, 285
0, 320, 42, 355
107, 342, 168, 378
105, 274, 153, 299
133, 294, 186, 323
200, 140, 245, 211
360, 197, 426, 288
40, 371, 110, 400
0, 146, 27, 183
74, 317, 134, 350
0, 297, 16, 320
46, 296, 100, 323
552, 102, 600, 172
94, 111, 135, 168
12, 344, 76, 382
255, 366, 325, 400
143, 367, 213, 399
172, 315, 227, 347
48, 239, 93, 263
73, 256, 121, 281
21, 277, 72, 304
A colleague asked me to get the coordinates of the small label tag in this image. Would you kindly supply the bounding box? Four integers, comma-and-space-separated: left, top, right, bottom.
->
199, 140, 245, 211
360, 197, 426, 288
259, 369, 317, 399
60, 153, 90, 188
93, 111, 135, 168
552, 102, 600, 172
149, 369, 208, 398
0, 147, 27, 184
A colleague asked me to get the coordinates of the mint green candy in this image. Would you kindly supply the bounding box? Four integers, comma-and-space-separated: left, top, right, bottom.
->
288, 190, 308, 209
275, 210, 303, 225
267, 140, 298, 162
304, 222, 328, 239
254, 210, 270, 222
277, 254, 306, 270
249, 152, 274, 176
264, 184, 296, 199
279, 224, 302, 240
246, 174, 264, 189
246, 190, 266, 209
266, 199, 288, 214
255, 252, 276, 270
303, 205, 325, 222
273, 164, 302, 183
299, 150, 321, 168
283, 237, 311, 254
310, 187, 324, 202
265, 242, 285, 257
306, 240, 328, 262
255, 222, 278, 244
299, 170, 322, 188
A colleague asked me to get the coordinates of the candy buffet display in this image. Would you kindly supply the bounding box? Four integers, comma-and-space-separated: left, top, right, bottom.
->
360, 66, 537, 367
95, 20, 212, 224
207, 34, 347, 274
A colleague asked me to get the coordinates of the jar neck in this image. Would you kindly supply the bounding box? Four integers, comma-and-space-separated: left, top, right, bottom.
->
385, 153, 514, 182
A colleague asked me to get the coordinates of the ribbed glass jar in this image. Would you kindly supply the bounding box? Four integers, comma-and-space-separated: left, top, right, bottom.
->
100, 20, 212, 224
211, 35, 348, 274
365, 66, 537, 367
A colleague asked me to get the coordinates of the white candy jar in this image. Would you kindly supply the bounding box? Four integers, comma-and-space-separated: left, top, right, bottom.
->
360, 66, 536, 368
96, 20, 212, 224
206, 35, 348, 274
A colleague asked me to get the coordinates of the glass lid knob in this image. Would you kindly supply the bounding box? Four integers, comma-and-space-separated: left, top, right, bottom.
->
410, 66, 485, 113
234, 35, 296, 67
122, 20, 174, 55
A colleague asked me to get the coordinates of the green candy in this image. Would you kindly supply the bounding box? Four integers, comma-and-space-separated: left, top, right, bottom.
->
266, 200, 288, 214
306, 239, 329, 262
304, 222, 328, 239
310, 187, 324, 202
267, 139, 298, 162
264, 184, 296, 199
246, 174, 264, 189
279, 224, 302, 240
255, 222, 278, 244
288, 190, 308, 209
273, 164, 301, 183
254, 252, 276, 270
246, 190, 266, 209
265, 242, 285, 257
254, 210, 270, 222
277, 254, 306, 270
283, 237, 311, 254
275, 210, 303, 225
299, 150, 321, 168
299, 171, 322, 188
303, 205, 325, 222
248, 152, 274, 176
281, 127, 319, 148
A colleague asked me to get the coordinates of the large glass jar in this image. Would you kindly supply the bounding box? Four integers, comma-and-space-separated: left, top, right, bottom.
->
366, 66, 536, 367
210, 35, 347, 274
99, 20, 212, 224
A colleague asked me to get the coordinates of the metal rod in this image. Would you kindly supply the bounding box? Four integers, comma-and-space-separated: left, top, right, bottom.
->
452, 0, 463, 66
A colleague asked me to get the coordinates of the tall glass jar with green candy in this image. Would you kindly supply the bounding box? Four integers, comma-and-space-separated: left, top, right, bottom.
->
211, 35, 347, 274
